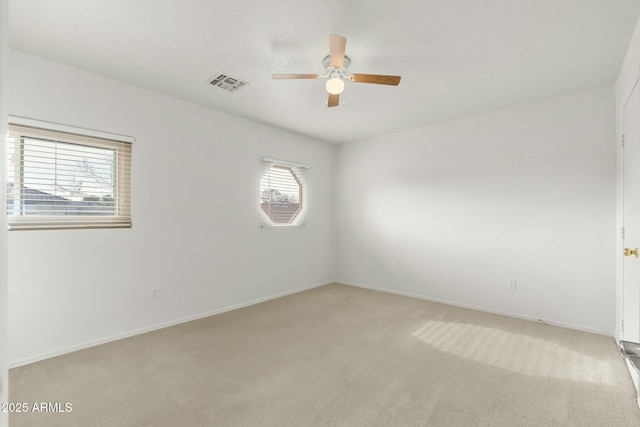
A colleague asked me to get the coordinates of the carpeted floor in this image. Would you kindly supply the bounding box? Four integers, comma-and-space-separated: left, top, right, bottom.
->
9, 284, 640, 426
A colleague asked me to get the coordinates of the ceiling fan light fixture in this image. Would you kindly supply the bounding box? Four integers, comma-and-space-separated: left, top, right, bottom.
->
326, 77, 344, 95
272, 35, 400, 108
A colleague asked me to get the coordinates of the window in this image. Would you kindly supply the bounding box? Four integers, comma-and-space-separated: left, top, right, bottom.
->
6, 118, 132, 230
260, 158, 307, 226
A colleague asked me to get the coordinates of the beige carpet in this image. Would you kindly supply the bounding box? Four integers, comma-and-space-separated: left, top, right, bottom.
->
9, 284, 640, 426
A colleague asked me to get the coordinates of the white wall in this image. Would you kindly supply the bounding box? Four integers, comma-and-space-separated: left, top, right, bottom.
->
0, 0, 9, 425
335, 87, 616, 335
7, 50, 335, 366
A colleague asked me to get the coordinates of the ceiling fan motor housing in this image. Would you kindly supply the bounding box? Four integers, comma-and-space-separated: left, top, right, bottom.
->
323, 55, 351, 79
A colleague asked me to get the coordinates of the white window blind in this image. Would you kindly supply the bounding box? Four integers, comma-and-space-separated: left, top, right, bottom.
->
260, 158, 307, 226
6, 120, 132, 230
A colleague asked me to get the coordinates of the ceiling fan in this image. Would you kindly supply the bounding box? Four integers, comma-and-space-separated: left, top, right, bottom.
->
272, 34, 401, 107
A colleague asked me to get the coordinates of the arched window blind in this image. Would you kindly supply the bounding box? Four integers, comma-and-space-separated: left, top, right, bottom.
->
260, 157, 307, 227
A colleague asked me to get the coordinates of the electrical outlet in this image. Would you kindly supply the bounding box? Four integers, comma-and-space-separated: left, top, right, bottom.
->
508, 280, 517, 291
151, 288, 159, 300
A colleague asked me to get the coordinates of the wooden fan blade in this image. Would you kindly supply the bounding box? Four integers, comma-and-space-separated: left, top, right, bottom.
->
349, 74, 401, 85
329, 34, 347, 68
272, 74, 320, 80
328, 93, 340, 107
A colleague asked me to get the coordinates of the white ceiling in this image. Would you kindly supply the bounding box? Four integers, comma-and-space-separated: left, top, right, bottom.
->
8, 1, 640, 144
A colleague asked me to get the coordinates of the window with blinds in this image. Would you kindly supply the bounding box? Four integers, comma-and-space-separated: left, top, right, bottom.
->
6, 120, 132, 230
260, 159, 307, 226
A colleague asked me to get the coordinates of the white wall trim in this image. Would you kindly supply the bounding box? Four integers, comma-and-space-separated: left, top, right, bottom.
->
261, 156, 309, 169
7, 275, 615, 367
9, 280, 335, 368
337, 280, 614, 337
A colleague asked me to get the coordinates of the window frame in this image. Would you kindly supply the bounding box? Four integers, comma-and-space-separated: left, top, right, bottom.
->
6, 117, 133, 231
259, 157, 308, 227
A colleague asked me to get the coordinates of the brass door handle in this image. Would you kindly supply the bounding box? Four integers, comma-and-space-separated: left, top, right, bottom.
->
624, 248, 639, 257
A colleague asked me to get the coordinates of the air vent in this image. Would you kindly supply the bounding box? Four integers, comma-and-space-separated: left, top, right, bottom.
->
208, 73, 248, 93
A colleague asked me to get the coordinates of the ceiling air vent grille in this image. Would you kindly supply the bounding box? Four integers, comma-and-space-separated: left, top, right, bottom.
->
208, 73, 248, 93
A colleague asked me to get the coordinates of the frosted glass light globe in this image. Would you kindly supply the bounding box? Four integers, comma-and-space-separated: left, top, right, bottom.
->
325, 77, 345, 95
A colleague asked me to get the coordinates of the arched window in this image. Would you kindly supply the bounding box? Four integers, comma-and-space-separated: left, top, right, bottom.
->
260, 159, 307, 226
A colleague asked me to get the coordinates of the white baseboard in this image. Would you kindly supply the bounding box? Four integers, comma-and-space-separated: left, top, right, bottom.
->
9, 280, 334, 368
11, 279, 613, 368
336, 279, 613, 337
